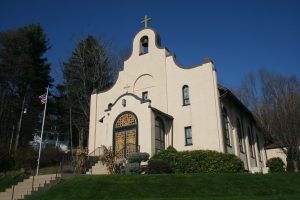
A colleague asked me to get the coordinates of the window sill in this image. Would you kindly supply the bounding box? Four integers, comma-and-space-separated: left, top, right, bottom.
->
185, 144, 193, 146
182, 104, 190, 107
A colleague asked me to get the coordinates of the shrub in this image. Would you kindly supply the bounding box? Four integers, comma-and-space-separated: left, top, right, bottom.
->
129, 166, 143, 174
152, 147, 244, 173
146, 159, 173, 174
127, 152, 149, 164
39, 146, 65, 167
267, 157, 285, 172
13, 147, 38, 170
100, 145, 117, 174
152, 146, 178, 165
0, 149, 15, 173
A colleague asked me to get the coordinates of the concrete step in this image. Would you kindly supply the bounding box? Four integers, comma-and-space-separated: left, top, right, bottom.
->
0, 174, 63, 200
86, 161, 109, 175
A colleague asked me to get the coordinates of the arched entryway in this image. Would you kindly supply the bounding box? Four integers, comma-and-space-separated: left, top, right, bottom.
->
113, 111, 138, 159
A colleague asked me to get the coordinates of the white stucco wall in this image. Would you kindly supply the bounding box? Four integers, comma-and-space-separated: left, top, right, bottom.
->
165, 58, 224, 152
266, 148, 287, 166
88, 27, 267, 171
220, 97, 267, 172
89, 28, 224, 156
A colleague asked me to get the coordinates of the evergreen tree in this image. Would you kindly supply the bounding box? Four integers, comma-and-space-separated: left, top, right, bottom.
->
0, 24, 53, 151
63, 36, 114, 148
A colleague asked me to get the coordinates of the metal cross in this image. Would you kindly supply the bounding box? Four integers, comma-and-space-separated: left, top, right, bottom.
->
124, 84, 130, 92
141, 15, 152, 28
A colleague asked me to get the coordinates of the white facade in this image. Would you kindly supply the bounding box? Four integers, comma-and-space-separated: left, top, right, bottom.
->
88, 28, 267, 172
266, 147, 287, 167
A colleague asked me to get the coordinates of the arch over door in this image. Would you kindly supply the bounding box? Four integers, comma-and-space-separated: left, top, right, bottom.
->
113, 112, 138, 159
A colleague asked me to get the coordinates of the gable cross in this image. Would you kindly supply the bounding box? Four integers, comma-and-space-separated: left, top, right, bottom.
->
141, 15, 152, 28
124, 84, 130, 92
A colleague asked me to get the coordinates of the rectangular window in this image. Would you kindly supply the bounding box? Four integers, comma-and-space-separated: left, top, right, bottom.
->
247, 127, 254, 157
183, 86, 190, 106
185, 126, 192, 146
142, 91, 148, 100
256, 134, 262, 162
222, 109, 231, 146
236, 119, 244, 153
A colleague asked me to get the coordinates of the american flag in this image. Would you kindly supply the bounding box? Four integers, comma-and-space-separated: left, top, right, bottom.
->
39, 93, 47, 104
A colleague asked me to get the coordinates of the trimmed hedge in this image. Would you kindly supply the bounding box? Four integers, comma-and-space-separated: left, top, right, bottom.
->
127, 152, 149, 164
151, 146, 244, 173
267, 157, 285, 172
146, 159, 173, 174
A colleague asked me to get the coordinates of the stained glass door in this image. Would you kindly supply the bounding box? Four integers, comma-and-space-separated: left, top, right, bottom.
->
114, 112, 138, 159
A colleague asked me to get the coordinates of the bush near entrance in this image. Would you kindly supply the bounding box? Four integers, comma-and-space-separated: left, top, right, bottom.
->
151, 146, 244, 173
127, 152, 149, 165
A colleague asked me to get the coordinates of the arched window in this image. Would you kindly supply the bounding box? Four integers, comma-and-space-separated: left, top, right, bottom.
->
222, 108, 231, 146
113, 112, 138, 159
236, 119, 244, 153
155, 117, 165, 153
140, 36, 149, 55
247, 126, 256, 158
256, 134, 262, 162
182, 85, 190, 106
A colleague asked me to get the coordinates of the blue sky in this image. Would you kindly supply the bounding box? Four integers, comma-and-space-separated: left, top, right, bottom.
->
1, 0, 299, 88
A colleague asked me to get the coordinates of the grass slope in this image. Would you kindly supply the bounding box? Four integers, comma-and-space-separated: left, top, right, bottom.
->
28, 173, 300, 200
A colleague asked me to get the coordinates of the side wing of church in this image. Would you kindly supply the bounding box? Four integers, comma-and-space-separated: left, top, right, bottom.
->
88, 27, 268, 173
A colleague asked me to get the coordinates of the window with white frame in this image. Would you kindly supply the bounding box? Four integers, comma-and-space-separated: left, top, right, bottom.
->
182, 85, 190, 106
236, 119, 244, 153
222, 108, 231, 146
185, 126, 192, 146
248, 127, 256, 158
256, 134, 262, 162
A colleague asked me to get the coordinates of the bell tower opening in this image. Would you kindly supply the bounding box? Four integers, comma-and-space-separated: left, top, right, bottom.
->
140, 36, 149, 55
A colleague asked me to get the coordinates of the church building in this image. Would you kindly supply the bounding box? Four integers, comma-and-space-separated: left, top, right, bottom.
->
88, 17, 268, 173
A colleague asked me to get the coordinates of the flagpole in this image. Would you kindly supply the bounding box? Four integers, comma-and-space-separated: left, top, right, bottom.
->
36, 86, 49, 176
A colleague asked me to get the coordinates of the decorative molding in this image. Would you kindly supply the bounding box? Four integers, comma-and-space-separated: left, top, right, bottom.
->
105, 92, 151, 112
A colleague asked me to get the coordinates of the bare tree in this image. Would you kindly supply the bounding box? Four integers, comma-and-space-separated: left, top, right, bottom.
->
235, 69, 300, 172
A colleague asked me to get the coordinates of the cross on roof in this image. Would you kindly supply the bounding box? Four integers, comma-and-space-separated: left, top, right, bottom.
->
141, 15, 152, 28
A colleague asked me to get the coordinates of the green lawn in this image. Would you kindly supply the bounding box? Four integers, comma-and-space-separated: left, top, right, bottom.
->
28, 173, 300, 200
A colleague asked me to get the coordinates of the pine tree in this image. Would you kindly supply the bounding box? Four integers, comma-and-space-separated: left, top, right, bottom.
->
63, 36, 114, 148
0, 24, 53, 151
